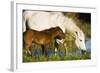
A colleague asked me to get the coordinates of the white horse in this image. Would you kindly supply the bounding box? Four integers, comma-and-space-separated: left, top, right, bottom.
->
23, 11, 87, 55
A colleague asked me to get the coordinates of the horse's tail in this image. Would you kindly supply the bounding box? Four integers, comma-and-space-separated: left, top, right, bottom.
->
25, 20, 30, 30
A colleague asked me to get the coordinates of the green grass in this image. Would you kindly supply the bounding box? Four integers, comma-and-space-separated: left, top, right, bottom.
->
23, 52, 91, 62
23, 44, 91, 62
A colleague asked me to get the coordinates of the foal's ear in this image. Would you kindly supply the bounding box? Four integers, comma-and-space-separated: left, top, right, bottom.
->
56, 26, 60, 28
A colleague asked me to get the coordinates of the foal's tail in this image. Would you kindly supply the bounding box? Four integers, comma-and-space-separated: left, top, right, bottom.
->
25, 20, 30, 30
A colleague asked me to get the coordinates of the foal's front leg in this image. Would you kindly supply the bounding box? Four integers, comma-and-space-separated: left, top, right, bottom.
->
41, 45, 48, 56
54, 39, 59, 56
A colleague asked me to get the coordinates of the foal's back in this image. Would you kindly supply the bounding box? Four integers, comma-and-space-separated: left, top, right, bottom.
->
43, 27, 65, 39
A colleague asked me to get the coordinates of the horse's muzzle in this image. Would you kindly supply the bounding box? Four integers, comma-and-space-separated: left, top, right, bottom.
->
81, 50, 87, 55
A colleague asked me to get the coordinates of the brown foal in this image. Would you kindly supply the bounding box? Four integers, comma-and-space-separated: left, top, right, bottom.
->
23, 27, 65, 56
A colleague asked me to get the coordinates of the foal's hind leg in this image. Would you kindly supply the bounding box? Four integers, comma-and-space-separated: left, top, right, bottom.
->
23, 42, 32, 56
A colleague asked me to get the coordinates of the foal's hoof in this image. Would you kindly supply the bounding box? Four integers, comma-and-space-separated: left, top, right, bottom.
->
26, 50, 32, 56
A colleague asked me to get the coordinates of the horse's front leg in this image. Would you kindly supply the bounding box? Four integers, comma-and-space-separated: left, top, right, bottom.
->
64, 43, 68, 56
54, 47, 58, 56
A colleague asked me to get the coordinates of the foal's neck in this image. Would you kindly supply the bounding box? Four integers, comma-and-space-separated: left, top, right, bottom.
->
51, 31, 58, 39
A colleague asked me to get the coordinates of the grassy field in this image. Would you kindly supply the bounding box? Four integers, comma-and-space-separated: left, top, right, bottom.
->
23, 51, 91, 62
23, 42, 91, 62
23, 13, 91, 62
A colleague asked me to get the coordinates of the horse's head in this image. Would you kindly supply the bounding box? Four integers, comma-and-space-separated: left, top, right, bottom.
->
60, 16, 87, 53
74, 30, 87, 53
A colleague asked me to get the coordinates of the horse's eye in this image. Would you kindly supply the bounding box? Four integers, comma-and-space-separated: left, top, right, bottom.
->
80, 40, 82, 42
75, 31, 78, 35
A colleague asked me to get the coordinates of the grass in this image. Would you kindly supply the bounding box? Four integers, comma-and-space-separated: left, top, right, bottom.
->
23, 51, 91, 62
23, 43, 91, 62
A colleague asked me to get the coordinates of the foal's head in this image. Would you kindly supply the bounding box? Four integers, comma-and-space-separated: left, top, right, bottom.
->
50, 27, 65, 40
